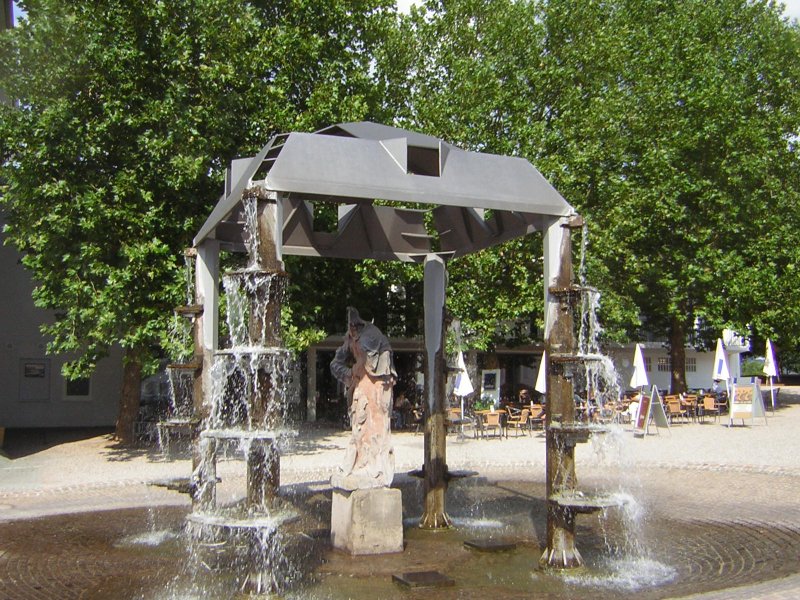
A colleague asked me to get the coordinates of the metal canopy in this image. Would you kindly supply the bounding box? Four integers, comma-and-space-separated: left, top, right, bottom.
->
194, 122, 575, 261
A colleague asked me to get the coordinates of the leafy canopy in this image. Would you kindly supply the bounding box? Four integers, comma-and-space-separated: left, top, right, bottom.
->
0, 0, 394, 374
376, 0, 800, 367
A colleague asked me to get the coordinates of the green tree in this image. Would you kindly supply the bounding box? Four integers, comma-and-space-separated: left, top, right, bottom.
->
545, 0, 800, 391
380, 0, 800, 390
373, 0, 550, 353
0, 0, 394, 441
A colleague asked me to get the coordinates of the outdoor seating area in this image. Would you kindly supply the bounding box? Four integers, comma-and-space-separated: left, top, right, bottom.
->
402, 378, 777, 440
440, 402, 549, 439
621, 390, 733, 426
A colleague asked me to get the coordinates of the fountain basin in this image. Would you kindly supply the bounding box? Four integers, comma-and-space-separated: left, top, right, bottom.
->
548, 422, 610, 444
215, 346, 292, 356
174, 303, 204, 317
549, 492, 628, 514
200, 428, 297, 441
166, 361, 200, 370
187, 509, 299, 530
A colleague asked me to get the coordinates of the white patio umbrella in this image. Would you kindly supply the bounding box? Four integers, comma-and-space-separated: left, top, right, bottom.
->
629, 343, 649, 393
453, 350, 474, 421
713, 338, 731, 398
763, 339, 778, 412
535, 351, 547, 396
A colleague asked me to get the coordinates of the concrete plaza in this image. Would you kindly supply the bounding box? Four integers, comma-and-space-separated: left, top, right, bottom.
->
1, 390, 800, 599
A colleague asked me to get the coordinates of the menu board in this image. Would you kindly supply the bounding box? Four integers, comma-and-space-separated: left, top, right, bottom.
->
731, 385, 752, 419
634, 395, 651, 436
729, 381, 767, 425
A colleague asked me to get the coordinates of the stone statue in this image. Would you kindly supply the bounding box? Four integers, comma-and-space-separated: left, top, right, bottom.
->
330, 307, 396, 489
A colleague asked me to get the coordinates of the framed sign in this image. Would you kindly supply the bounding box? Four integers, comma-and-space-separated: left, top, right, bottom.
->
19, 359, 51, 402
729, 381, 767, 426
732, 385, 754, 419
649, 387, 670, 430
23, 362, 46, 378
480, 369, 501, 406
482, 372, 497, 391
634, 395, 652, 436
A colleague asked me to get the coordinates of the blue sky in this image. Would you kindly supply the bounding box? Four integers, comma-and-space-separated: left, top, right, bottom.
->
11, 1, 24, 23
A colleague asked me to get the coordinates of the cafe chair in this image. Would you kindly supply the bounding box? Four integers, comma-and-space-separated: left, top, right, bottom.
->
481, 411, 503, 439
701, 395, 720, 422
506, 408, 531, 437
528, 405, 546, 430
665, 398, 687, 424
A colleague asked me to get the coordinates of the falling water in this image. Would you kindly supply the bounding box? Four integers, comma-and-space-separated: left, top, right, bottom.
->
564, 424, 677, 590
243, 194, 261, 270
578, 221, 591, 355
222, 271, 284, 350
570, 222, 621, 406
166, 367, 194, 419
564, 222, 675, 589
178, 194, 300, 595
184, 251, 195, 306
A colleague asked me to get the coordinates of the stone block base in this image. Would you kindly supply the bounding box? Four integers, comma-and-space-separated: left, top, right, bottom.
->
331, 487, 403, 555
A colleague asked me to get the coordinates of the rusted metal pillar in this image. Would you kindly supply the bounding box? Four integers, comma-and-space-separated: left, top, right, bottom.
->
253, 194, 285, 347
247, 438, 280, 511
252, 196, 286, 506
192, 434, 218, 512
541, 216, 584, 569
419, 254, 452, 529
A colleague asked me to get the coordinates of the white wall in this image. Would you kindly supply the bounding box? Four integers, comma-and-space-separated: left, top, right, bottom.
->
609, 345, 741, 394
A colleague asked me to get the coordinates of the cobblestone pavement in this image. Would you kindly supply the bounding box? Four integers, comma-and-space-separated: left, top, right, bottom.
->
1, 392, 799, 599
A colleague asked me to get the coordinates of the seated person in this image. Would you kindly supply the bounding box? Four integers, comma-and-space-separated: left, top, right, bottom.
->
627, 393, 642, 421
392, 391, 411, 429
518, 388, 532, 405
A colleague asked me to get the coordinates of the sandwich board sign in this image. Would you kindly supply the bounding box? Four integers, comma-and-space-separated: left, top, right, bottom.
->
634, 386, 669, 437
729, 378, 767, 427
649, 386, 670, 431
633, 394, 651, 437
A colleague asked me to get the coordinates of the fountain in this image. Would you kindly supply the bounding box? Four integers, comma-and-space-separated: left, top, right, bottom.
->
185, 190, 300, 595
156, 249, 202, 458
178, 123, 655, 589
541, 216, 626, 569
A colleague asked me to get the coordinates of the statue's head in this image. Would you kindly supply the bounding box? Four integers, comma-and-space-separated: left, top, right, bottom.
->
347, 306, 367, 337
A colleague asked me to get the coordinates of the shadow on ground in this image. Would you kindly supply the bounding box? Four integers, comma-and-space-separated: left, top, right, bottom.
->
0, 427, 114, 459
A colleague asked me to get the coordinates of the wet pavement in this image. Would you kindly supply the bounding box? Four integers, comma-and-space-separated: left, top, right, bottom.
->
1, 394, 800, 599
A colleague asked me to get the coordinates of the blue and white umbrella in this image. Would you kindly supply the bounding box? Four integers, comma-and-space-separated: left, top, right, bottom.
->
713, 338, 731, 398
629, 343, 649, 392
535, 351, 547, 395
763, 339, 778, 412
453, 350, 474, 426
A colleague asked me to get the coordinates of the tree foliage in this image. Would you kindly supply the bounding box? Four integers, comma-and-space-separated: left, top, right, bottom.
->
542, 0, 800, 387
378, 0, 800, 384
2, 0, 800, 422
0, 0, 394, 438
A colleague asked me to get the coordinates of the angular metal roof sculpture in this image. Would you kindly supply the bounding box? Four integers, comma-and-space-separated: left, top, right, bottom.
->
194, 122, 575, 262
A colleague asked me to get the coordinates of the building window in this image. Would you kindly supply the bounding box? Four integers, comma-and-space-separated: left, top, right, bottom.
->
685, 357, 697, 372
657, 357, 671, 372
65, 377, 91, 400
644, 356, 652, 372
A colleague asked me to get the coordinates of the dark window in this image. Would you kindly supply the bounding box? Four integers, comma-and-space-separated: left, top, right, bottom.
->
407, 146, 440, 177
66, 378, 90, 397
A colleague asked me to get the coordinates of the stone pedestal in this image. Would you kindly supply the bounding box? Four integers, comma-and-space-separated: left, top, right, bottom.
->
331, 487, 403, 555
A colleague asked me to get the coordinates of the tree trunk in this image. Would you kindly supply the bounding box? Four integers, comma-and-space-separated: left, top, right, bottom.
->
115, 348, 143, 444
669, 316, 687, 394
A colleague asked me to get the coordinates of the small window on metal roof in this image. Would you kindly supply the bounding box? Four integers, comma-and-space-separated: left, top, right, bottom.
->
407, 145, 440, 177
